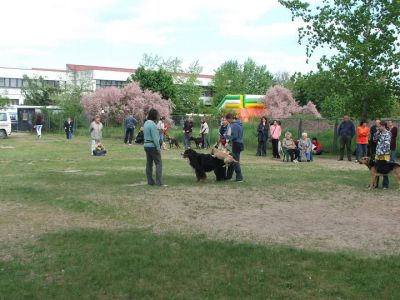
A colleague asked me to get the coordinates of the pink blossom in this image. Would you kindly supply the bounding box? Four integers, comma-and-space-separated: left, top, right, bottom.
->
262, 85, 320, 119
82, 82, 173, 124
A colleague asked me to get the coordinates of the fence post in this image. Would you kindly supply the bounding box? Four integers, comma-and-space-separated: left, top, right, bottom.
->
298, 119, 303, 139
333, 119, 338, 154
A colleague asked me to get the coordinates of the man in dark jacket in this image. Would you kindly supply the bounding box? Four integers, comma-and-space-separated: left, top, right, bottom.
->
124, 113, 137, 145
368, 119, 380, 157
337, 115, 355, 161
225, 113, 244, 182
183, 116, 193, 149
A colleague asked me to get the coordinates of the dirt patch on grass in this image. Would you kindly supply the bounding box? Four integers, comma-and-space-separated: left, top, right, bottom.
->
147, 186, 400, 255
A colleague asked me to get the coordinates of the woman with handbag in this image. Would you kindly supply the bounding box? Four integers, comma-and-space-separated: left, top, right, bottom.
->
256, 117, 269, 156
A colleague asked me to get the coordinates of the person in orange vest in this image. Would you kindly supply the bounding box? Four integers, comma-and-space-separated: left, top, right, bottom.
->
355, 120, 370, 162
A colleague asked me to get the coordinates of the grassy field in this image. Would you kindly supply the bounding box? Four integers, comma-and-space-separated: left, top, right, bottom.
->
1, 133, 400, 299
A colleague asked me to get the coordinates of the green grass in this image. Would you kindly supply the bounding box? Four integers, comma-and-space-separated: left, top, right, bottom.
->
1, 133, 400, 299
1, 229, 400, 299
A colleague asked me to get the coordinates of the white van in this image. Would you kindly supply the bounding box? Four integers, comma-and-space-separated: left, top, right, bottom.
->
0, 110, 12, 138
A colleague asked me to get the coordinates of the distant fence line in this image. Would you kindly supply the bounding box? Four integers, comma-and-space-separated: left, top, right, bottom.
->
20, 111, 400, 155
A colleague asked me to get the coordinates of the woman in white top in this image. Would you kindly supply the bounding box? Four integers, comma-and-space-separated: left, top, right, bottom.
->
200, 118, 209, 149
157, 117, 166, 149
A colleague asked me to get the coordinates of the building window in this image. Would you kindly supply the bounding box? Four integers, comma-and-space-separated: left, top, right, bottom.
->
0, 78, 5, 87
95, 79, 126, 89
201, 86, 213, 97
10, 78, 17, 88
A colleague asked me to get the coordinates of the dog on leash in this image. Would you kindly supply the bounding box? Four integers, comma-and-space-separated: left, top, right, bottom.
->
190, 136, 204, 149
358, 157, 400, 189
182, 149, 226, 182
211, 148, 237, 168
168, 137, 180, 149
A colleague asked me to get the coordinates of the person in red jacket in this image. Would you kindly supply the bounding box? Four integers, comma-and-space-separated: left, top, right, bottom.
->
311, 137, 322, 155
356, 121, 370, 162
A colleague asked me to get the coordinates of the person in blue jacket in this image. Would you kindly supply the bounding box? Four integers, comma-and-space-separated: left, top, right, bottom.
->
225, 113, 244, 182
337, 115, 355, 161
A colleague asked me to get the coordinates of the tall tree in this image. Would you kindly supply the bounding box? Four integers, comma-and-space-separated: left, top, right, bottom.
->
129, 54, 203, 114
212, 58, 274, 106
280, 0, 400, 120
127, 67, 176, 101
21, 75, 61, 106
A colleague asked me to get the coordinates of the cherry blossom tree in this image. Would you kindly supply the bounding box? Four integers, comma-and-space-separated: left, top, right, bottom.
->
262, 85, 321, 119
82, 82, 173, 124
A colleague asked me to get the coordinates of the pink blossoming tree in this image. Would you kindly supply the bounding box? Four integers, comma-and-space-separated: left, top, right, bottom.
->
262, 85, 321, 119
82, 82, 173, 124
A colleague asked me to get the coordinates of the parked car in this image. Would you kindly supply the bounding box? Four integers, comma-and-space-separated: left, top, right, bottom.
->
0, 110, 12, 138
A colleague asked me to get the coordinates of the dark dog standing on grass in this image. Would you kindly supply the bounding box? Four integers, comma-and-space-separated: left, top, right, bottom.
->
190, 136, 204, 149
359, 157, 400, 189
182, 149, 226, 181
168, 137, 180, 149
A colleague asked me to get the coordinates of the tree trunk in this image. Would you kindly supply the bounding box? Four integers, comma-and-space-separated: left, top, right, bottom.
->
361, 96, 369, 121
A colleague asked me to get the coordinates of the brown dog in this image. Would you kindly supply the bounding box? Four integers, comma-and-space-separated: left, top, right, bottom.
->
211, 148, 237, 168
358, 157, 400, 189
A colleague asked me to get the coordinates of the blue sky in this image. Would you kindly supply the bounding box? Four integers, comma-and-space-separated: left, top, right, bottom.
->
0, 0, 324, 75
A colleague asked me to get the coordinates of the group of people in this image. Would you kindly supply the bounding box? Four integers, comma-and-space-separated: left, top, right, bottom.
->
33, 114, 74, 139
51, 111, 397, 189
142, 110, 244, 186
337, 116, 398, 164
255, 117, 322, 162
183, 116, 210, 149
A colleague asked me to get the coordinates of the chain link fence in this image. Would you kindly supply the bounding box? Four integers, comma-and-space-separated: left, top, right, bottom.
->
23, 110, 400, 155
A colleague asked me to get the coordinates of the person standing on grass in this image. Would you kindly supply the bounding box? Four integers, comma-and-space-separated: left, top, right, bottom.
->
374, 121, 391, 189
256, 117, 269, 157
200, 117, 209, 149
355, 121, 369, 162
90, 115, 103, 155
157, 116, 167, 150
124, 113, 137, 145
388, 120, 398, 162
225, 113, 244, 182
34, 114, 44, 139
270, 120, 281, 159
337, 115, 355, 161
368, 119, 380, 157
144, 109, 165, 187
183, 116, 193, 149
64, 117, 74, 140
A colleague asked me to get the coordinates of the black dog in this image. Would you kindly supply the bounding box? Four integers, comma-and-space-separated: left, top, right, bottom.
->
190, 136, 204, 149
168, 137, 180, 149
182, 149, 226, 181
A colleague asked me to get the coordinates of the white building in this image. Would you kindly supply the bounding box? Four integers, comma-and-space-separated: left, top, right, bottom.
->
0, 64, 214, 105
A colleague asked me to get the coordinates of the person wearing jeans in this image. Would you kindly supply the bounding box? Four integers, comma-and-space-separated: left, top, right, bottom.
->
124, 113, 137, 145
34, 114, 44, 138
356, 121, 369, 162
337, 115, 355, 161
225, 113, 244, 182
144, 109, 164, 186
183, 116, 193, 149
64, 117, 74, 140
374, 121, 391, 189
